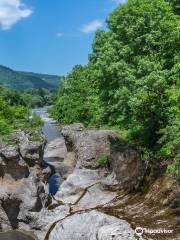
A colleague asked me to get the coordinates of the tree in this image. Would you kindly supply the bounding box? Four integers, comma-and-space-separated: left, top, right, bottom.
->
54, 0, 180, 154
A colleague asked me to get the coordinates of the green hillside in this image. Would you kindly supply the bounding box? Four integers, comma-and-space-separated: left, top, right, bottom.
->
0, 65, 61, 90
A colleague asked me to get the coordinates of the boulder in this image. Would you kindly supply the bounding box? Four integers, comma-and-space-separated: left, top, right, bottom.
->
61, 124, 145, 190
110, 142, 145, 190
62, 124, 116, 169
48, 210, 142, 240
0, 144, 29, 181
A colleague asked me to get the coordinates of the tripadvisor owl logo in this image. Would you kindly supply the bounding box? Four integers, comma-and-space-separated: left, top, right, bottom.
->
135, 227, 144, 236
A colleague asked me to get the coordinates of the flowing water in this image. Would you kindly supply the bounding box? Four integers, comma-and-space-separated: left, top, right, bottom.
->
33, 107, 60, 142
34, 107, 61, 195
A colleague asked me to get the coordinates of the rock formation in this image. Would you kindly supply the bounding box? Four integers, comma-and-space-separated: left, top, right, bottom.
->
0, 131, 51, 234
45, 124, 180, 240
45, 124, 144, 240
0, 124, 179, 240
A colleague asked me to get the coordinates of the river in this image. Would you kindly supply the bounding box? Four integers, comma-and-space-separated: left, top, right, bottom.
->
34, 107, 60, 143
34, 107, 61, 195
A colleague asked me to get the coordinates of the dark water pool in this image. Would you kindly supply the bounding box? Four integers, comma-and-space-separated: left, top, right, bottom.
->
48, 173, 61, 195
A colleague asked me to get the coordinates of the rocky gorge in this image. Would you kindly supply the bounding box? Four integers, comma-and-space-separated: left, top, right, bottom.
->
0, 131, 50, 239
0, 110, 179, 240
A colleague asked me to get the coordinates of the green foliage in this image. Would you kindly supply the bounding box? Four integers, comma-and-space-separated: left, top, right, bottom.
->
54, 0, 180, 162
0, 119, 12, 135
21, 88, 57, 108
52, 65, 102, 126
28, 132, 43, 142
0, 84, 57, 108
167, 155, 180, 179
0, 87, 43, 138
166, 0, 180, 14
28, 115, 44, 129
97, 154, 110, 168
159, 118, 180, 156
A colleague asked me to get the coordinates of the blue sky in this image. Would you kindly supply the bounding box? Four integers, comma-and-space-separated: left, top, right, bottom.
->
0, 0, 126, 76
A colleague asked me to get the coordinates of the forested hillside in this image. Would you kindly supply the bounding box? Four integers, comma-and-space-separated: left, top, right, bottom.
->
53, 0, 180, 171
19, 71, 61, 88
0, 65, 61, 90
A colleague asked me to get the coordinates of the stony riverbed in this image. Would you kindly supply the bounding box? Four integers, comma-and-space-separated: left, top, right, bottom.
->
0, 108, 179, 240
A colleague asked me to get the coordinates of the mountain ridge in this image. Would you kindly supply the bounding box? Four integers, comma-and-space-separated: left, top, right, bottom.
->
0, 65, 61, 90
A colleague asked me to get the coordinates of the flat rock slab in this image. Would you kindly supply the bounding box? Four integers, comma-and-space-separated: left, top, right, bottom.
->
44, 138, 67, 160
73, 183, 117, 211
48, 210, 142, 240
55, 169, 102, 204
27, 205, 70, 240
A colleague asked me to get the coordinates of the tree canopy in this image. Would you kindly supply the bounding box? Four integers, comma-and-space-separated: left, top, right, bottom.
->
53, 0, 180, 160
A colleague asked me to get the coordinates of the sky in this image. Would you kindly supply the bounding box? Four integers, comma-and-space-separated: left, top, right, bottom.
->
0, 0, 126, 76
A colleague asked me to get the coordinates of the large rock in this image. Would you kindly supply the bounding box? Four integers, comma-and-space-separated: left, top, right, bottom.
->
23, 205, 70, 240
62, 124, 116, 169
110, 142, 145, 190
48, 210, 142, 240
44, 137, 76, 181
44, 138, 67, 160
61, 124, 144, 190
48, 124, 145, 240
0, 145, 29, 181
55, 169, 105, 204
18, 132, 45, 166
0, 132, 51, 235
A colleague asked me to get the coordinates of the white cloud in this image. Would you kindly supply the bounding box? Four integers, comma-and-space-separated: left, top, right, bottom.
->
57, 32, 64, 37
0, 0, 32, 30
80, 19, 103, 34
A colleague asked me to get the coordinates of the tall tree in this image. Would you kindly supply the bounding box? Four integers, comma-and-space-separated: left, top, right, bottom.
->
54, 0, 180, 153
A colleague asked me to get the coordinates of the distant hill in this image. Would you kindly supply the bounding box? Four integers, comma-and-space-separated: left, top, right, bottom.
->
0, 65, 61, 90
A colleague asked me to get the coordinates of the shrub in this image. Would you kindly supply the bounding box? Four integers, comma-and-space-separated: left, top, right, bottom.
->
167, 154, 180, 179
97, 154, 110, 168
0, 119, 11, 135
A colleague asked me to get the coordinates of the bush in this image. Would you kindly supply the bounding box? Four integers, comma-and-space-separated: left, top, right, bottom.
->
28, 115, 44, 129
0, 119, 11, 135
97, 154, 110, 168
167, 155, 180, 179
0, 89, 44, 138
